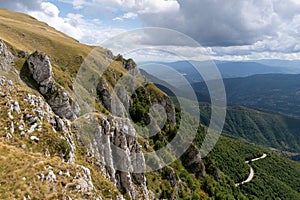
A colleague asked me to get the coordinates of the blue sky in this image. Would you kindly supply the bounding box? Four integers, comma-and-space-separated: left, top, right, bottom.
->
1, 0, 300, 61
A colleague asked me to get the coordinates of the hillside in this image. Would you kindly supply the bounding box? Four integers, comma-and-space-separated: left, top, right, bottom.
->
0, 8, 300, 200
198, 104, 300, 156
207, 137, 300, 199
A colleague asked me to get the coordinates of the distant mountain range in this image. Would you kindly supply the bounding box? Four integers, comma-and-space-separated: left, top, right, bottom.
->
191, 74, 300, 119
139, 60, 300, 83
140, 61, 300, 118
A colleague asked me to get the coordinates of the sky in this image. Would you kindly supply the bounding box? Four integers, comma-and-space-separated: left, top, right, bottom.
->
1, 0, 300, 61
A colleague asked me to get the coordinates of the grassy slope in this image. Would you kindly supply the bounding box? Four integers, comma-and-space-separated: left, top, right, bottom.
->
0, 8, 92, 66
0, 82, 120, 199
0, 8, 111, 90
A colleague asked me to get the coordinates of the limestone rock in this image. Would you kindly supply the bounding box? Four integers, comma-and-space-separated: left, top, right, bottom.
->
27, 51, 53, 84
0, 38, 14, 72
163, 166, 179, 187
26, 51, 79, 120
115, 55, 137, 71
76, 114, 149, 199
46, 170, 56, 183
96, 78, 112, 110
30, 135, 40, 142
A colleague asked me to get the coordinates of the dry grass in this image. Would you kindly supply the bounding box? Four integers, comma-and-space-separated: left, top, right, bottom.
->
0, 81, 120, 199
0, 8, 111, 87
0, 140, 119, 199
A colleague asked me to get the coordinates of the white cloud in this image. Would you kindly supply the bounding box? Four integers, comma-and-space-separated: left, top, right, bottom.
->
290, 0, 300, 4
27, 2, 85, 39
113, 12, 137, 21
40, 2, 59, 17
0, 0, 42, 11
72, 0, 85, 9
2, 0, 300, 61
1, 1, 127, 45
93, 0, 179, 14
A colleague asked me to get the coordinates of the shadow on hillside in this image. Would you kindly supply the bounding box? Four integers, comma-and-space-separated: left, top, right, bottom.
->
20, 61, 39, 91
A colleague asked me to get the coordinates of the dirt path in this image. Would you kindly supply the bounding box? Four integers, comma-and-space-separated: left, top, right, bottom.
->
235, 153, 267, 187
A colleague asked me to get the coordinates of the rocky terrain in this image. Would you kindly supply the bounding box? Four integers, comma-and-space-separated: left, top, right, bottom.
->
1, 8, 299, 200
0, 11, 224, 198
0, 37, 153, 199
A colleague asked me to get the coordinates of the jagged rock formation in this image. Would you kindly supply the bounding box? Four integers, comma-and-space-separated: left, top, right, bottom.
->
26, 51, 79, 120
96, 57, 175, 125
115, 55, 137, 72
0, 76, 75, 160
0, 38, 14, 71
75, 114, 149, 199
0, 38, 19, 80
96, 77, 127, 117
181, 144, 206, 178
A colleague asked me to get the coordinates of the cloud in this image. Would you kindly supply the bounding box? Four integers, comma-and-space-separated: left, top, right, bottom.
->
138, 0, 283, 47
72, 0, 85, 9
2, 0, 300, 61
26, 2, 84, 39
0, 0, 127, 45
113, 12, 137, 21
115, 0, 300, 61
0, 0, 43, 11
93, 0, 180, 14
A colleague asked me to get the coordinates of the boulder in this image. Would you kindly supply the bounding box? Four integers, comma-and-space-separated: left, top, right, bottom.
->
26, 51, 79, 120
181, 144, 206, 177
27, 51, 53, 84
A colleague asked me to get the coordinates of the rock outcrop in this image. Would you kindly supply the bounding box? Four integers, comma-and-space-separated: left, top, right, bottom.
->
26, 51, 79, 120
0, 38, 17, 77
24, 50, 150, 199
181, 144, 206, 178
75, 113, 149, 199
115, 55, 137, 72
0, 38, 14, 70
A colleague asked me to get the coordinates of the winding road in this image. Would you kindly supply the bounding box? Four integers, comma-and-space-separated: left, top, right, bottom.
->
235, 153, 267, 187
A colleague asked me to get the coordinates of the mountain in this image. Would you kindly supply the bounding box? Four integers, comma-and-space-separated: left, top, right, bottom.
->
142, 71, 300, 155
139, 60, 300, 84
0, 8, 300, 200
192, 74, 300, 118
140, 69, 211, 103
256, 59, 300, 71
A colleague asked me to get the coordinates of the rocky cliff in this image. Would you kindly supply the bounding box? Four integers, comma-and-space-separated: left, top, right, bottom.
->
0, 32, 211, 199
0, 37, 152, 199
